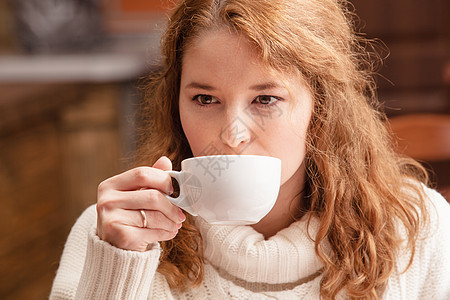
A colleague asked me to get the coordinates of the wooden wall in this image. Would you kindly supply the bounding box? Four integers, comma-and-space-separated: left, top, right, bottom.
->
0, 84, 124, 299
350, 0, 450, 199
349, 0, 449, 116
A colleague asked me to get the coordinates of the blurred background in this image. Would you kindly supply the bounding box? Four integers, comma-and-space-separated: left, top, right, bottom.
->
0, 0, 448, 299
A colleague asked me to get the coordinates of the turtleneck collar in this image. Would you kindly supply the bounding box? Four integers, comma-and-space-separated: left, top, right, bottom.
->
195, 215, 330, 284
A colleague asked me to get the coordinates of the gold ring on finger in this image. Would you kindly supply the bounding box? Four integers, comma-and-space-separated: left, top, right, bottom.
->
140, 209, 148, 228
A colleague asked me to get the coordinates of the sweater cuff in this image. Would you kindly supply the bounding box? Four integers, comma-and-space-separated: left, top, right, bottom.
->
75, 226, 162, 299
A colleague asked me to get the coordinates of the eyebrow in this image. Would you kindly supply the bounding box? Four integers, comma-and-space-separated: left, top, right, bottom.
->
184, 82, 216, 91
184, 81, 284, 91
249, 82, 284, 91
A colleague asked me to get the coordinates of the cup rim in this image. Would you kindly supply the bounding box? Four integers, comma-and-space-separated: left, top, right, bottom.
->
182, 154, 281, 164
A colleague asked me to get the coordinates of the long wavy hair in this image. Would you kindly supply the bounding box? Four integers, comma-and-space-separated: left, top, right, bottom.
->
136, 0, 429, 298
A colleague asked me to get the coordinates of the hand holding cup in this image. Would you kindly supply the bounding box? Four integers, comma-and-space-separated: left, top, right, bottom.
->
96, 156, 186, 252
96, 155, 281, 252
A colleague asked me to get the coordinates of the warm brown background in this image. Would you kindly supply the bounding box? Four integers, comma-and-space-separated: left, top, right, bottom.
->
0, 0, 449, 299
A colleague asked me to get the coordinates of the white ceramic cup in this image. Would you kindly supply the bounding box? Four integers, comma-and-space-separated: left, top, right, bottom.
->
165, 155, 281, 225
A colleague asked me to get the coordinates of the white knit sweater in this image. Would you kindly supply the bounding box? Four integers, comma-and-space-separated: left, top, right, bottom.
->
50, 185, 450, 299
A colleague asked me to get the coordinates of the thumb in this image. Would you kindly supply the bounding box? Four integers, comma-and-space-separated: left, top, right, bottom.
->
152, 156, 173, 171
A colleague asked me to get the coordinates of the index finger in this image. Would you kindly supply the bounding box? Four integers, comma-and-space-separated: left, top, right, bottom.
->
100, 167, 173, 194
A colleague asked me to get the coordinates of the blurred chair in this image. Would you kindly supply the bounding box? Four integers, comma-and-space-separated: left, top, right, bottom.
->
388, 114, 450, 201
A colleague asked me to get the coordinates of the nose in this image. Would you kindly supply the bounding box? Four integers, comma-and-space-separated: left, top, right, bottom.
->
219, 107, 253, 151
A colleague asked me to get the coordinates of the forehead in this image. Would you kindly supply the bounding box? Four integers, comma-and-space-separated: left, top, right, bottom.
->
182, 29, 297, 83
183, 29, 257, 65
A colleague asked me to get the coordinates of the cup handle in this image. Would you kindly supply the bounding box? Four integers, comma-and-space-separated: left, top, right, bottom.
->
164, 170, 197, 215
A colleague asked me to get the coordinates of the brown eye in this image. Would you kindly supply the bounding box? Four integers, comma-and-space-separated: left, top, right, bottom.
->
194, 94, 216, 105
259, 96, 271, 104
255, 95, 278, 105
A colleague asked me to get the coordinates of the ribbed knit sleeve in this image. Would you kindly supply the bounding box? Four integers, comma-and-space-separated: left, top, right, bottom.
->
50, 205, 162, 300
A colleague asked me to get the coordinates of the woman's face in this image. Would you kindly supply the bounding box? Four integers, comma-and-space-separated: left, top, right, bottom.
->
179, 29, 313, 186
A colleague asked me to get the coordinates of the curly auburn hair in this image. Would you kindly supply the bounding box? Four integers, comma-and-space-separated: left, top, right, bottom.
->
136, 0, 429, 298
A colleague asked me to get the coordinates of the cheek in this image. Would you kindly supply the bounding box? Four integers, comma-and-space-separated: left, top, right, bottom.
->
269, 111, 310, 184
180, 113, 197, 152
180, 111, 213, 156
277, 129, 308, 184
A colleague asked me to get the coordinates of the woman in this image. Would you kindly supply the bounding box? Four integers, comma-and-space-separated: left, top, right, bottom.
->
50, 0, 450, 299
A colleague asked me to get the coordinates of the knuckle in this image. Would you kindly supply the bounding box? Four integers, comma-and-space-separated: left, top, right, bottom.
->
133, 167, 150, 183
146, 189, 164, 206
96, 195, 114, 211
97, 184, 115, 209
96, 199, 107, 213
97, 179, 111, 194
147, 189, 160, 200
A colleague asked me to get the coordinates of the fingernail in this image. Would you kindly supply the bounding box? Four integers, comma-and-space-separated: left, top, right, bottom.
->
178, 209, 186, 222
168, 185, 174, 195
